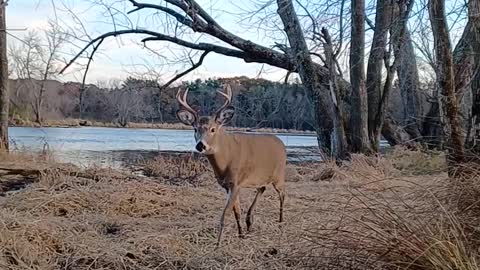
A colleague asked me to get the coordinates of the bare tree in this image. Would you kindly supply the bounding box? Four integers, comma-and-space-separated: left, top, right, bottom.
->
105, 78, 145, 127
0, 0, 8, 151
428, 0, 465, 164
9, 22, 68, 124
366, 0, 392, 150
466, 0, 480, 151
277, 0, 349, 158
349, 0, 371, 153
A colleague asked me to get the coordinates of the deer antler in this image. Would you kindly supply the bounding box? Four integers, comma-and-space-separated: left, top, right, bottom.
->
176, 88, 198, 119
215, 84, 233, 115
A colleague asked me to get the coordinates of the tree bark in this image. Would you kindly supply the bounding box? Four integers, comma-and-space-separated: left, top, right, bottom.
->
392, 24, 422, 141
428, 0, 465, 164
422, 90, 445, 148
349, 0, 371, 153
0, 1, 8, 151
366, 0, 392, 150
276, 0, 346, 158
322, 28, 349, 159
467, 0, 480, 152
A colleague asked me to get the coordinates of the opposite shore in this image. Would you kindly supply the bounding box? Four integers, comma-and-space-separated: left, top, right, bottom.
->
9, 118, 317, 136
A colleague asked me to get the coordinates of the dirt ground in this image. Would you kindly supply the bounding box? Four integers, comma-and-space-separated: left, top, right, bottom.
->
0, 149, 477, 270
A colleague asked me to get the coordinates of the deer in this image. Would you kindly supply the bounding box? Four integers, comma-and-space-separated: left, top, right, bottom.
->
175, 84, 287, 248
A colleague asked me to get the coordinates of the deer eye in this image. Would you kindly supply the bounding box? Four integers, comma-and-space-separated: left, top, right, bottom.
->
210, 127, 216, 133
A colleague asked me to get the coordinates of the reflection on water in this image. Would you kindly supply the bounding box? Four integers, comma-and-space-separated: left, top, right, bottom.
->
9, 127, 322, 168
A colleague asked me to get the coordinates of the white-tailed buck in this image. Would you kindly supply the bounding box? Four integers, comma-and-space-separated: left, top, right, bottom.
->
176, 84, 287, 247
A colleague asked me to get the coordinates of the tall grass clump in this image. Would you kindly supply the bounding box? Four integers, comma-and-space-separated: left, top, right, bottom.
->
388, 146, 447, 176
290, 154, 479, 270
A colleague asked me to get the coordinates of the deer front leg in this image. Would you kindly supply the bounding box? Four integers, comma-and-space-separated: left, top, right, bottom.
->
216, 186, 239, 248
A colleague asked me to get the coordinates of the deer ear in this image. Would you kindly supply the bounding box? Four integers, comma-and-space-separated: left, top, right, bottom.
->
215, 106, 235, 125
176, 109, 196, 126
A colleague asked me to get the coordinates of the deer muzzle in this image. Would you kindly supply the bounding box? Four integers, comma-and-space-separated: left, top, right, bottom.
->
195, 141, 206, 152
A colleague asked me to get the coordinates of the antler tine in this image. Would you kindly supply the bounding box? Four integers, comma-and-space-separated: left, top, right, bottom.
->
176, 88, 197, 116
216, 84, 233, 114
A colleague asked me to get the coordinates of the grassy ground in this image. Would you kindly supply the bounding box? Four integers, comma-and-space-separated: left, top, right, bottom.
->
10, 119, 316, 135
0, 148, 478, 269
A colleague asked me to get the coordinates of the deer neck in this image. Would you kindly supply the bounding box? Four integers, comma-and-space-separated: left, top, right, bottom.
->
206, 131, 233, 179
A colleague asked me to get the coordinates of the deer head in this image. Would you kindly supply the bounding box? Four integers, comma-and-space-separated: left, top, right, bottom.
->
176, 84, 235, 154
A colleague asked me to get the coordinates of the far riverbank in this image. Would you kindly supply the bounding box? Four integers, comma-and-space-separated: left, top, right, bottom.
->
9, 118, 317, 136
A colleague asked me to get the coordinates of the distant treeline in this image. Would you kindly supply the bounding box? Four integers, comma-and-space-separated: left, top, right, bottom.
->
9, 76, 315, 130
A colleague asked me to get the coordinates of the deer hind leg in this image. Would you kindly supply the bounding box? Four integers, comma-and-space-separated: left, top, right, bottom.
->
216, 186, 239, 248
246, 186, 266, 232
272, 183, 285, 223
232, 196, 244, 237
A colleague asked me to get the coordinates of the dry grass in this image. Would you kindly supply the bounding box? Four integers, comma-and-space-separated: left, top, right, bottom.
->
0, 147, 478, 269
141, 153, 213, 187
387, 146, 447, 175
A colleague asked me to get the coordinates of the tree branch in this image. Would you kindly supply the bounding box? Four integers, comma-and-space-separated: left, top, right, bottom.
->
127, 0, 195, 29
60, 28, 302, 76
59, 29, 244, 74
183, 0, 218, 27
80, 38, 104, 93
334, 0, 347, 58
159, 50, 210, 89
365, 16, 375, 30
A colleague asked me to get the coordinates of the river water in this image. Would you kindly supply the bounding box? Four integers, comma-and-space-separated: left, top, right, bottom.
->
8, 127, 322, 168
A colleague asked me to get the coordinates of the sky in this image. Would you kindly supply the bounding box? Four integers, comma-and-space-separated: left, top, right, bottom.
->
6, 0, 288, 84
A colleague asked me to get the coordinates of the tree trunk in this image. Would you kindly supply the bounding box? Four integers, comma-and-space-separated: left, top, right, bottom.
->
79, 87, 85, 119
467, 0, 480, 152
393, 25, 422, 141
422, 89, 445, 148
276, 0, 348, 158
0, 1, 8, 151
366, 0, 392, 150
34, 105, 41, 124
322, 28, 349, 159
428, 0, 465, 164
35, 83, 45, 125
349, 0, 371, 153
423, 19, 475, 149
382, 116, 418, 149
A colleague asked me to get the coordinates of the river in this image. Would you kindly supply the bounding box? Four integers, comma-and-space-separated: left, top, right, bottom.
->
8, 126, 324, 168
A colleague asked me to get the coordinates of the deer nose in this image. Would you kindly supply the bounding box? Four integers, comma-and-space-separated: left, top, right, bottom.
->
195, 141, 205, 152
